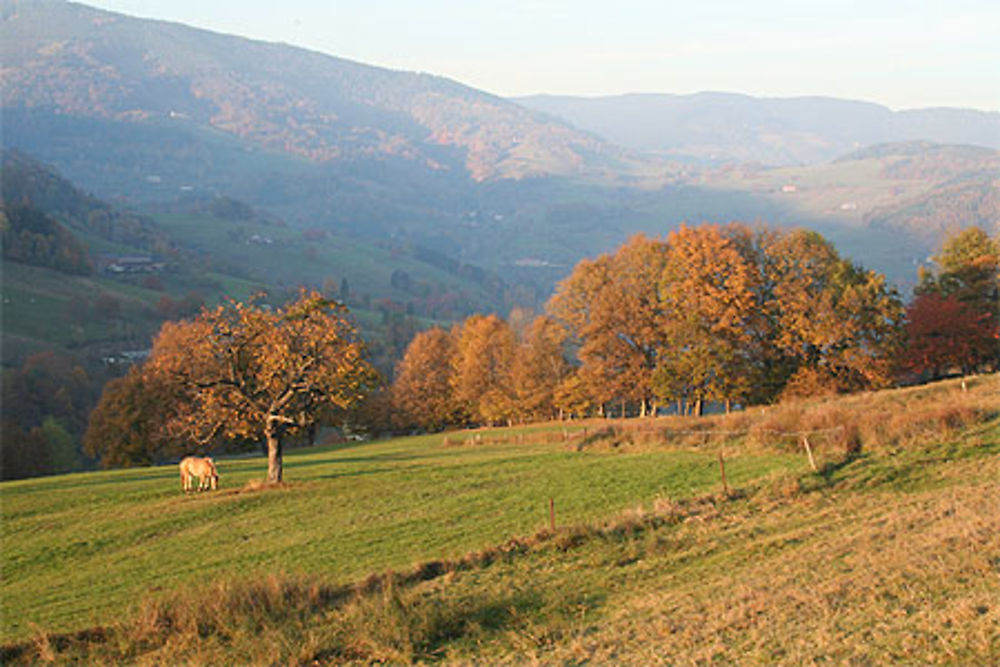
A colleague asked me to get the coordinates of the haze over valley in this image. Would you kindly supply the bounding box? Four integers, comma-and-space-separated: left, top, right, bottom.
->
4, 0, 998, 303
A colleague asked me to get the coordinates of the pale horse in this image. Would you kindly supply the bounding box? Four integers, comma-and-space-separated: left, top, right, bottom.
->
179, 456, 219, 492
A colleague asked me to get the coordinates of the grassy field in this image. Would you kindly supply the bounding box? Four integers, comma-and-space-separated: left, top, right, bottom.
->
0, 262, 165, 359
2, 375, 998, 663
0, 425, 799, 643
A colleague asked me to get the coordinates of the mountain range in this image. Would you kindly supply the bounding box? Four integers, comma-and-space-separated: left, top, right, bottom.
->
517, 92, 1000, 166
2, 0, 998, 295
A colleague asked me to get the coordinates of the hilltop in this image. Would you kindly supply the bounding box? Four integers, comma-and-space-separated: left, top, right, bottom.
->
2, 374, 998, 662
1, 0, 642, 185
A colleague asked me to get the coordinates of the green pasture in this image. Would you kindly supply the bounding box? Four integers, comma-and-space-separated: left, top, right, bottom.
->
0, 262, 162, 350
0, 426, 801, 642
152, 212, 494, 307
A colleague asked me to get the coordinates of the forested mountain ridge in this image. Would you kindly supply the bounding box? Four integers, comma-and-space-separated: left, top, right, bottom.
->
1, 0, 639, 183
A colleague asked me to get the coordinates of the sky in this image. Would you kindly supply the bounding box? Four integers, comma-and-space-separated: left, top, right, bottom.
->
83, 0, 1000, 111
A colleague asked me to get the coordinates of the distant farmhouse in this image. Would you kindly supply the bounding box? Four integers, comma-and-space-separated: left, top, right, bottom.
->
97, 255, 169, 274
101, 349, 151, 366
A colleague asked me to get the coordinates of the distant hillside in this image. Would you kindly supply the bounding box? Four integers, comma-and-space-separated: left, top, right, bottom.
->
0, 203, 91, 275
3, 1, 995, 292
1, 149, 175, 254
0, 150, 512, 360
1, 0, 638, 183
516, 92, 1000, 166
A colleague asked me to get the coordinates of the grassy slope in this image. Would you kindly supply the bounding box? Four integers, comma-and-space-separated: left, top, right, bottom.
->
150, 212, 496, 308
0, 426, 799, 642
2, 375, 998, 663
0, 262, 165, 357
1, 206, 488, 364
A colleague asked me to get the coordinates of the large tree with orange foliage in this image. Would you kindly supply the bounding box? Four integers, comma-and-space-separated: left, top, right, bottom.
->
548, 234, 668, 416
510, 314, 572, 421
392, 327, 460, 431
451, 314, 517, 425
146, 291, 377, 482
761, 229, 903, 396
656, 224, 760, 414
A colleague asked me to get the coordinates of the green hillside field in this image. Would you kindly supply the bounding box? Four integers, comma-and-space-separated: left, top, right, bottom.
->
2, 374, 998, 663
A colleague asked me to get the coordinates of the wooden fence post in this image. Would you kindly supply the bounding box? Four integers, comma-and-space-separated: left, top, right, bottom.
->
718, 450, 730, 497
802, 435, 818, 472
549, 497, 556, 531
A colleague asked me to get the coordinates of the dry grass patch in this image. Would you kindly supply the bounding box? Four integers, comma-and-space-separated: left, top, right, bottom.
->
572, 375, 998, 465
566, 471, 1000, 664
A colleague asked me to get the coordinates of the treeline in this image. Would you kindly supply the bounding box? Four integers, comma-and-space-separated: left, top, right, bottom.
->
1, 351, 106, 479
390, 223, 999, 432
0, 203, 92, 274
389, 223, 904, 429
21, 223, 997, 474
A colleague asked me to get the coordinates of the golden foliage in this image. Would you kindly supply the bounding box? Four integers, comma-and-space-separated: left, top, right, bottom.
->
146, 290, 377, 481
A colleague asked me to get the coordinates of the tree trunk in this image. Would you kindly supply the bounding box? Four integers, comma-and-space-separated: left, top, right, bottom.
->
266, 423, 283, 483
694, 398, 703, 417
725, 398, 732, 414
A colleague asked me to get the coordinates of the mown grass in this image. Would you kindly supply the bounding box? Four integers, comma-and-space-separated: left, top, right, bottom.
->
3, 374, 998, 663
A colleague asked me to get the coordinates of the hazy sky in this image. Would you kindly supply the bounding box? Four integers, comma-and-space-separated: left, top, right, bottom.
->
84, 0, 999, 111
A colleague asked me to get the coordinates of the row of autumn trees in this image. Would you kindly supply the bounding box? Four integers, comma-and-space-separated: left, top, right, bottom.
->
83, 223, 998, 475
391, 224, 999, 431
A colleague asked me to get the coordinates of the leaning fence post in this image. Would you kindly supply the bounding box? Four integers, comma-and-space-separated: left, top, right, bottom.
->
718, 449, 730, 497
802, 435, 818, 472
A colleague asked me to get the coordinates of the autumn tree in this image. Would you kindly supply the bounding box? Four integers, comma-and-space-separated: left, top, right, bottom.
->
552, 372, 594, 419
761, 229, 903, 397
903, 292, 997, 378
656, 224, 760, 414
918, 227, 1000, 304
912, 227, 999, 374
451, 314, 516, 425
392, 327, 460, 431
147, 291, 377, 482
510, 315, 572, 421
548, 234, 668, 416
83, 366, 178, 467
